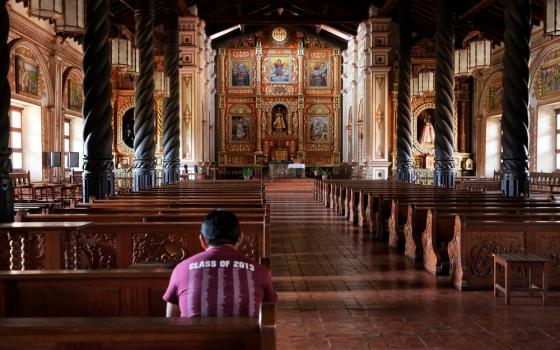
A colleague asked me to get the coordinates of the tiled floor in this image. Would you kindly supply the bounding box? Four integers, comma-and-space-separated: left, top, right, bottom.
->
266, 180, 560, 350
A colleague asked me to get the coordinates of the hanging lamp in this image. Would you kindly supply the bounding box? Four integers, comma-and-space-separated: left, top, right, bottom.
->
546, 0, 560, 36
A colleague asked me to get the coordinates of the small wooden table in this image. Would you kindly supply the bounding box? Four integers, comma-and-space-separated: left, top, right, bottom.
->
493, 253, 549, 306
0, 222, 93, 271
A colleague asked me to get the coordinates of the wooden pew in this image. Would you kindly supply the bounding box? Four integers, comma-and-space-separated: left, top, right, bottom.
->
0, 221, 267, 270
420, 208, 560, 275
448, 216, 560, 290
0, 313, 275, 350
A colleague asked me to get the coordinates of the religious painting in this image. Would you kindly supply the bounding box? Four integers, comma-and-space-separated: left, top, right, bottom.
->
308, 116, 330, 143
230, 60, 251, 87
271, 104, 288, 135
306, 59, 329, 88
15, 55, 39, 97
416, 109, 435, 147
122, 108, 135, 149
68, 79, 83, 112
268, 56, 291, 83
540, 64, 560, 98
230, 115, 252, 142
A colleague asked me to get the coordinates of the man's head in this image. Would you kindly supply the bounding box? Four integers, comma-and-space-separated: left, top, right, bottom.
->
200, 209, 241, 247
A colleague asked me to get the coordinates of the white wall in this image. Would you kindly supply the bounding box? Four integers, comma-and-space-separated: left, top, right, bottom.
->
69, 116, 84, 169
537, 104, 557, 172
485, 115, 501, 178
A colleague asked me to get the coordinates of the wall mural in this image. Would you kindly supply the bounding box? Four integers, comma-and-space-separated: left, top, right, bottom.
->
217, 27, 342, 167
416, 109, 435, 146
15, 55, 39, 97
68, 79, 83, 112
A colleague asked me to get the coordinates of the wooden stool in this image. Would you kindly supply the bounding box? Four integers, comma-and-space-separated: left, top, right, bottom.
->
493, 253, 549, 306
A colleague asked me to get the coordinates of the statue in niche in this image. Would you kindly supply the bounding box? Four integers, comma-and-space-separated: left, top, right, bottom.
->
122, 108, 135, 149
417, 109, 435, 146
271, 104, 288, 135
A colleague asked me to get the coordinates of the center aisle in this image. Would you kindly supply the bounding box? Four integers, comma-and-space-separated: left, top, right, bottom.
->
265, 179, 560, 350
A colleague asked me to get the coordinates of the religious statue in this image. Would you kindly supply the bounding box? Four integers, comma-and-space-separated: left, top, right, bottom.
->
271, 104, 288, 135
419, 113, 435, 145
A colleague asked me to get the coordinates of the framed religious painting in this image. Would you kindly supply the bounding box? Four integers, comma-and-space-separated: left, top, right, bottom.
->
307, 116, 330, 143
306, 59, 330, 89
67, 79, 83, 112
268, 56, 291, 84
15, 55, 39, 97
229, 60, 252, 88
229, 115, 252, 143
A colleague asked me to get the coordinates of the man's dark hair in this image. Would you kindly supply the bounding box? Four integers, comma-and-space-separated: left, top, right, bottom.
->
201, 209, 241, 246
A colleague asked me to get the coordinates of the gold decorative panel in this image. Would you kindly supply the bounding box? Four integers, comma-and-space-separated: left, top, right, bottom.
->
216, 28, 342, 167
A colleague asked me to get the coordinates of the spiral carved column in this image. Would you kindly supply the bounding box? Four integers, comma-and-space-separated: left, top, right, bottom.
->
0, 1, 13, 222
434, 0, 456, 188
501, 0, 531, 197
162, 1, 180, 185
396, 0, 414, 182
133, 0, 156, 191
82, 0, 114, 202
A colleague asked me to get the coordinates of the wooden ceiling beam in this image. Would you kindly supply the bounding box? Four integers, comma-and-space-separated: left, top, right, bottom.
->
203, 14, 364, 25
379, 0, 399, 16
458, 0, 496, 20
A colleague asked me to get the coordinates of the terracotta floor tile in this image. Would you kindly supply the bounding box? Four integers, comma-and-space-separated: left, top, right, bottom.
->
265, 181, 560, 350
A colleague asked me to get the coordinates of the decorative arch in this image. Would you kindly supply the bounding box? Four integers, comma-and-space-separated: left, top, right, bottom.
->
479, 71, 503, 117
530, 46, 560, 106
8, 38, 54, 106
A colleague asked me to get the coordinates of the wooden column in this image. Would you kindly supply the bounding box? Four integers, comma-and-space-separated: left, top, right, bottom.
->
501, 0, 531, 197
396, 0, 414, 182
162, 0, 180, 185
433, 0, 456, 188
0, 0, 13, 222
133, 0, 156, 191
82, 0, 114, 202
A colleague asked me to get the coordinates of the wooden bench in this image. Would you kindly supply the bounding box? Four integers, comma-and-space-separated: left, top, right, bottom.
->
493, 253, 549, 305
0, 303, 275, 350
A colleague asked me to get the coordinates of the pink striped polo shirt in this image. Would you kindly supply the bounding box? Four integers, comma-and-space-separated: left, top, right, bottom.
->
163, 245, 277, 317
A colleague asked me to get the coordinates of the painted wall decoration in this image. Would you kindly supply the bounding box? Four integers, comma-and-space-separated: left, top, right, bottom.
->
271, 104, 288, 135
15, 55, 39, 97
230, 60, 252, 87
268, 56, 291, 83
68, 79, 83, 112
308, 116, 330, 143
540, 64, 560, 98
230, 115, 252, 142
307, 59, 329, 88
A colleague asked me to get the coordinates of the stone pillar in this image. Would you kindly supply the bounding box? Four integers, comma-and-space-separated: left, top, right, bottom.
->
501, 0, 531, 196
0, 0, 13, 222
433, 0, 456, 188
133, 0, 156, 191
82, 0, 114, 202
162, 0, 180, 185
396, 0, 414, 182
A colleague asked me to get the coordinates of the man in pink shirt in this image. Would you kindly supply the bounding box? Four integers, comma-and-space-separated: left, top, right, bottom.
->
164, 209, 277, 317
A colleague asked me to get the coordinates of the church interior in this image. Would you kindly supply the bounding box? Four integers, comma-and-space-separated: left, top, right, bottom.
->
1, 0, 560, 348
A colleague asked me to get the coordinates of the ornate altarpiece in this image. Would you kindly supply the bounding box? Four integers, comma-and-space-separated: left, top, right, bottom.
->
215, 28, 342, 167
